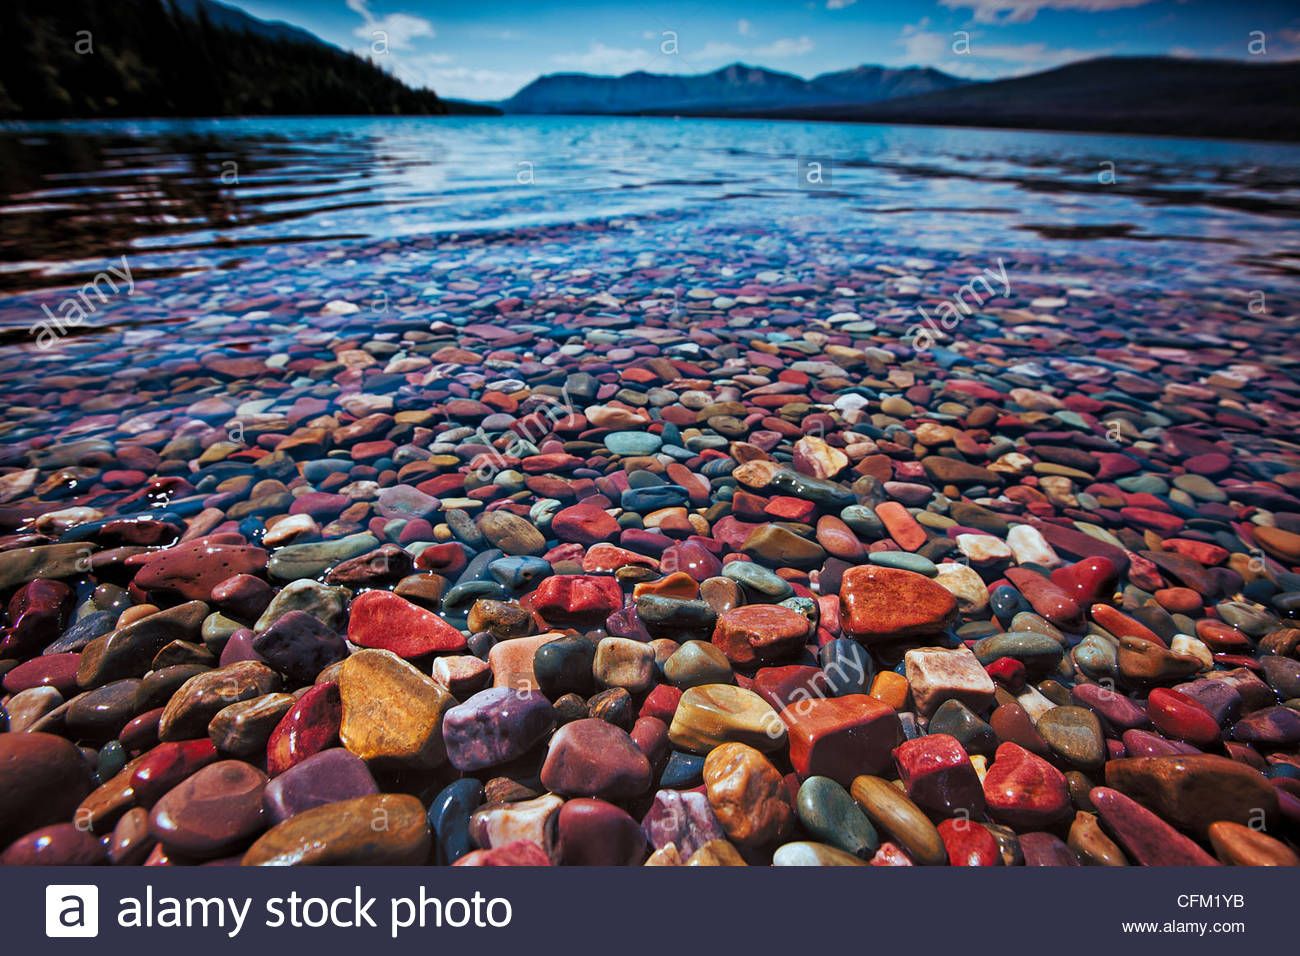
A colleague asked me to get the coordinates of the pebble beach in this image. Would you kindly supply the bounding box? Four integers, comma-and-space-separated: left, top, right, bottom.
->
0, 117, 1298, 867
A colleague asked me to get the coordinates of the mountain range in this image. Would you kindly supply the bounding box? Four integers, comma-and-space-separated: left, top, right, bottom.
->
502, 63, 968, 114
1, 0, 1295, 140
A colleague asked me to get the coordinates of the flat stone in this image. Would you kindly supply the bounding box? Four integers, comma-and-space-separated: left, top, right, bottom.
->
148, 759, 267, 859
1035, 705, 1106, 771
841, 566, 957, 643
158, 661, 281, 741
849, 774, 947, 866
668, 683, 786, 754
338, 649, 456, 771
262, 748, 379, 823
1089, 786, 1219, 866
712, 603, 809, 667
346, 589, 467, 657
243, 793, 430, 865
1105, 754, 1278, 837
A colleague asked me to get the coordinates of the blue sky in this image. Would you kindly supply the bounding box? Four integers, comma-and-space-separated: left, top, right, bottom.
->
226, 0, 1300, 100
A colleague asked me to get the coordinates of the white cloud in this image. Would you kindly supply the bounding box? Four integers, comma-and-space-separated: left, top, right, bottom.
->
552, 42, 661, 73
737, 19, 753, 37
405, 65, 536, 101
348, 1, 435, 51
690, 41, 748, 61
940, 0, 1156, 24
826, 0, 858, 9
754, 36, 815, 57
897, 21, 1098, 76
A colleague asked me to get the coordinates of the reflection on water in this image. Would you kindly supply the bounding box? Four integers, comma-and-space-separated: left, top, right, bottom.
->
1, 116, 1299, 301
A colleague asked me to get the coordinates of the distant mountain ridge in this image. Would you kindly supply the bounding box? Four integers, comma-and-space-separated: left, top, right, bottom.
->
763, 56, 1300, 142
502, 62, 968, 114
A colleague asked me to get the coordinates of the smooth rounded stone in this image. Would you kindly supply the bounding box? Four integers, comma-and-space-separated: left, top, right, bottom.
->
1, 822, 108, 866
699, 576, 743, 615
65, 678, 142, 741
1020, 831, 1080, 867
1068, 810, 1128, 866
1089, 787, 1219, 866
244, 793, 431, 866
1117, 636, 1204, 685
773, 840, 868, 866
209, 692, 295, 758
588, 687, 635, 729
467, 598, 533, 640
711, 603, 809, 667
262, 748, 378, 824
469, 794, 563, 859
668, 683, 786, 754
934, 563, 991, 615
983, 742, 1071, 828
1231, 705, 1300, 746
76, 600, 208, 688
541, 718, 652, 800
1104, 754, 1277, 837
430, 655, 492, 697
158, 661, 281, 742
893, 734, 985, 817
250, 610, 346, 683
489, 555, 552, 591
603, 431, 662, 456
479, 510, 547, 556
1207, 821, 1300, 866
556, 798, 646, 866
868, 551, 937, 575
1070, 682, 1148, 731
129, 738, 219, 808
268, 532, 379, 581
849, 775, 947, 866
338, 649, 455, 771
454, 839, 553, 867
254, 579, 350, 633
1262, 656, 1300, 700
148, 760, 268, 859
1147, 687, 1221, 746
1035, 705, 1106, 771
428, 778, 484, 866
937, 818, 1003, 867
663, 640, 734, 688
108, 806, 155, 865
346, 589, 467, 658
818, 639, 873, 697
781, 694, 903, 784
928, 699, 997, 757
973, 632, 1064, 672
592, 637, 657, 692
722, 560, 794, 601
443, 687, 556, 771
636, 595, 716, 636
489, 632, 562, 691
0, 732, 94, 847
685, 839, 748, 866
526, 574, 623, 625
703, 742, 793, 848
266, 682, 341, 776
133, 541, 268, 602
904, 645, 997, 717
533, 635, 597, 699
5, 686, 64, 733
796, 775, 878, 859
660, 749, 704, 788
642, 789, 725, 858
840, 566, 958, 642
3, 653, 80, 696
